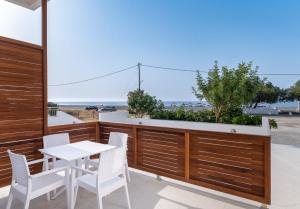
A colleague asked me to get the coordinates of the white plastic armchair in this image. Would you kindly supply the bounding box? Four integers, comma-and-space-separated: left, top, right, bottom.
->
72, 147, 131, 209
87, 132, 130, 181
43, 133, 76, 199
6, 150, 69, 209
43, 133, 71, 169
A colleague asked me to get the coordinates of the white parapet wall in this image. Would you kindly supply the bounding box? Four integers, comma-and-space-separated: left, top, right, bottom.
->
99, 111, 271, 136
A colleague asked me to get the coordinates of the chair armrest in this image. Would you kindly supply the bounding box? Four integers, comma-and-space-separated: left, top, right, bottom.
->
28, 158, 46, 165
30, 166, 69, 179
71, 166, 96, 175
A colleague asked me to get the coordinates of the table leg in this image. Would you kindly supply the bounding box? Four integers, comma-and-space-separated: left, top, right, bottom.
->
53, 157, 57, 196
43, 155, 51, 201
69, 168, 76, 209
84, 157, 89, 169
66, 167, 70, 209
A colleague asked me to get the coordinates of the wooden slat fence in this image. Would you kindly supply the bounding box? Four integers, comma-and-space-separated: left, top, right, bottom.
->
137, 128, 185, 178
0, 37, 44, 187
99, 122, 271, 204
48, 122, 99, 143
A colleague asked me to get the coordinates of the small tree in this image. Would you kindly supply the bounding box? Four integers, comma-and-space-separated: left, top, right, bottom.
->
278, 88, 292, 102
289, 80, 300, 112
127, 89, 163, 118
192, 61, 260, 122
252, 80, 281, 108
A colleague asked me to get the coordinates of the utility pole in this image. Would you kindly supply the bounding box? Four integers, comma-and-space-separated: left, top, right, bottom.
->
138, 62, 141, 91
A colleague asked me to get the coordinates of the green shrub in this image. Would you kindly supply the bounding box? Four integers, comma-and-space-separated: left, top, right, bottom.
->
231, 115, 262, 126
268, 118, 278, 129
150, 108, 277, 129
127, 89, 163, 118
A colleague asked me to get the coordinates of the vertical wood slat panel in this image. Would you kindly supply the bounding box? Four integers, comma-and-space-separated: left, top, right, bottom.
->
42, 0, 48, 134
184, 131, 190, 180
99, 122, 271, 204
133, 126, 138, 166
264, 137, 271, 204
0, 36, 43, 187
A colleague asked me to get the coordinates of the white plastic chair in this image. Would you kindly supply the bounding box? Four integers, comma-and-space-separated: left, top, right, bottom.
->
43, 133, 71, 169
6, 150, 69, 209
43, 133, 74, 199
87, 132, 130, 181
72, 147, 131, 209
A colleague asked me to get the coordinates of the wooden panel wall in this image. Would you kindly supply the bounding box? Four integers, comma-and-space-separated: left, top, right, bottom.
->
48, 122, 99, 143
99, 122, 271, 204
0, 37, 44, 187
189, 131, 270, 204
137, 128, 185, 178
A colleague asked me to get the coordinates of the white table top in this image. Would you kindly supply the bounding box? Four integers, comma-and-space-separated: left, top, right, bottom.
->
39, 140, 115, 161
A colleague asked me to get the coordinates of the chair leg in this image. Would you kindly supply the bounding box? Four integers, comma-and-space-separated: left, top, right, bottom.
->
23, 197, 30, 209
74, 185, 78, 207
46, 192, 50, 201
125, 161, 130, 182
5, 190, 13, 209
51, 187, 65, 199
53, 189, 57, 197
96, 193, 103, 209
124, 183, 131, 209
65, 167, 72, 209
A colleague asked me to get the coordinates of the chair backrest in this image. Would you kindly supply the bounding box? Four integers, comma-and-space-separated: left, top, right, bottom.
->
97, 147, 125, 183
108, 132, 128, 150
7, 150, 30, 187
43, 133, 70, 148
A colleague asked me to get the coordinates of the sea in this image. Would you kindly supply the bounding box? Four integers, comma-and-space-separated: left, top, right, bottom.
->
57, 101, 203, 107
56, 101, 298, 108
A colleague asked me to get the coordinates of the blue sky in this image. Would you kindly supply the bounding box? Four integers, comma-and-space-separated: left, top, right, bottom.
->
0, 0, 300, 101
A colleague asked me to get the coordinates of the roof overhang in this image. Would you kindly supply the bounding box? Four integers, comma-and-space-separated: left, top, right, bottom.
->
5, 0, 49, 10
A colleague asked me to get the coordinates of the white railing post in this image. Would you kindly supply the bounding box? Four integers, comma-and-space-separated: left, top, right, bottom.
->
262, 117, 271, 136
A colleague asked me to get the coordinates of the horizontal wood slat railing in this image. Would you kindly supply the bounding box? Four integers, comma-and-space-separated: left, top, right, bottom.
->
47, 122, 99, 143
0, 36, 44, 187
0, 122, 99, 187
99, 121, 271, 204
0, 119, 271, 204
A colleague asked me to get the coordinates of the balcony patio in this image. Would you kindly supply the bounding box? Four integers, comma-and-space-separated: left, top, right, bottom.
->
0, 141, 299, 209
1, 1, 300, 209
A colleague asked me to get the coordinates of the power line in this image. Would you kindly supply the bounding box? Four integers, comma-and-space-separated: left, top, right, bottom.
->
257, 73, 300, 76
142, 64, 300, 76
49, 64, 137, 87
49, 63, 300, 87
141, 64, 207, 73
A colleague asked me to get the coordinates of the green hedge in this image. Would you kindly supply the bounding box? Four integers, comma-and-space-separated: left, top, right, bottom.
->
150, 108, 277, 129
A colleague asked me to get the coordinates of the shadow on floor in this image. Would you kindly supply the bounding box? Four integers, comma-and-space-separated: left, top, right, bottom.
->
0, 172, 263, 209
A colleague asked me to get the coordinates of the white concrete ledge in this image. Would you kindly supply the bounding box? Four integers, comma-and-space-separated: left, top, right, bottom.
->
99, 111, 271, 136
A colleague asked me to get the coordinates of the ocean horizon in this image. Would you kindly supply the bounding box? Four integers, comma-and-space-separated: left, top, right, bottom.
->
55, 100, 298, 108
56, 101, 203, 107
